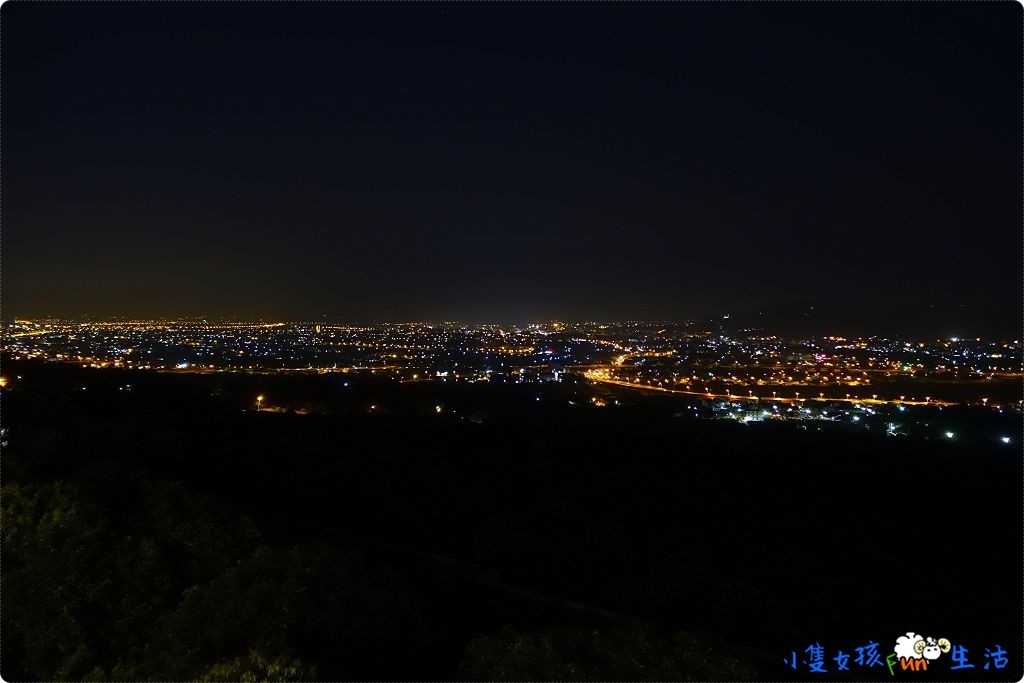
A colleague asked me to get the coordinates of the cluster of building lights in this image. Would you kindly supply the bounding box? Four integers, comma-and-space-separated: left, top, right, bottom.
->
2, 319, 1020, 412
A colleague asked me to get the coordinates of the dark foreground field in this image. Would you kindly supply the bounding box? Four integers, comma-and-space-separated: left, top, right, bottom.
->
1, 358, 1020, 681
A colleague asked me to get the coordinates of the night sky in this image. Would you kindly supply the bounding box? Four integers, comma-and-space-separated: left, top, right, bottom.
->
4, 2, 1020, 333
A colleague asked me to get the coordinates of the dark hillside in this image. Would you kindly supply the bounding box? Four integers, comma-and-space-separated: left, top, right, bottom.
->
2, 357, 1020, 680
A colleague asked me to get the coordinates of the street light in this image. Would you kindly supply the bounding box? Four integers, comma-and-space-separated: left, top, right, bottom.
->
256, 395, 264, 411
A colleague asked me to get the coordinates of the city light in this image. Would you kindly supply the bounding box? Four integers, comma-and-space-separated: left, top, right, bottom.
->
2, 320, 1018, 425
2, 8, 1019, 681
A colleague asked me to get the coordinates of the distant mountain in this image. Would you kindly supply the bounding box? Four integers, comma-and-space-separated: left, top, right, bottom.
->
702, 299, 1021, 340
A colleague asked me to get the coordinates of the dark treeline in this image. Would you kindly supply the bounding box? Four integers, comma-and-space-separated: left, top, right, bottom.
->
1, 357, 1020, 680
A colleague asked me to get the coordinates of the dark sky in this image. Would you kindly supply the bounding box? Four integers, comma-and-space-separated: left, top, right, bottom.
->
4, 2, 1020, 333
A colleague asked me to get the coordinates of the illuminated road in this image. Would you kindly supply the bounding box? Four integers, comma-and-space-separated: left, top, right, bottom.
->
581, 371, 956, 407
5, 330, 55, 338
